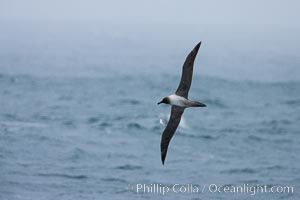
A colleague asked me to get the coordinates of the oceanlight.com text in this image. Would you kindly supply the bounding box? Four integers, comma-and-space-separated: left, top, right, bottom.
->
127, 183, 294, 196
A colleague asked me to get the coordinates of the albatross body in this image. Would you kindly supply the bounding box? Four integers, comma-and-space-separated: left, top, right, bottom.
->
158, 94, 206, 108
157, 42, 206, 165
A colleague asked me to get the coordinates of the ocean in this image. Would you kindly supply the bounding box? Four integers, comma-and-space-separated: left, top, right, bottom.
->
0, 72, 299, 200
0, 22, 300, 200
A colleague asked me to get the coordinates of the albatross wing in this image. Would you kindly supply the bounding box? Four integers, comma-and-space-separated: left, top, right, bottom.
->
175, 42, 201, 98
160, 106, 185, 164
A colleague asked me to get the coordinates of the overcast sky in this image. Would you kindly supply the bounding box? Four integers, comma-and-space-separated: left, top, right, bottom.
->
1, 0, 300, 81
1, 0, 300, 27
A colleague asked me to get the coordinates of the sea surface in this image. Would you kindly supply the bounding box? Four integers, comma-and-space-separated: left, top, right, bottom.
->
0, 72, 299, 200
0, 21, 300, 200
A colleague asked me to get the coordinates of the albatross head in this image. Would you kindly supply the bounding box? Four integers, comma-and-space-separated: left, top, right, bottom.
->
157, 97, 170, 105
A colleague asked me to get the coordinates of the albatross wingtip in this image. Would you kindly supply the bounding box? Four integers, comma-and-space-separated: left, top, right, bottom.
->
196, 41, 202, 48
161, 151, 166, 165
192, 41, 202, 54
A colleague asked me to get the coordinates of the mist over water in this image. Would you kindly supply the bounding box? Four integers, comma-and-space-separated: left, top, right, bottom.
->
0, 20, 299, 81
0, 11, 300, 200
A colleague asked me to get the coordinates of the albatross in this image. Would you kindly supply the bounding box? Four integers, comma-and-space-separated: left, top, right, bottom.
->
157, 42, 206, 165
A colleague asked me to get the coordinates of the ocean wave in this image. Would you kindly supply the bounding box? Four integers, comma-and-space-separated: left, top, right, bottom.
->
220, 127, 240, 134
221, 168, 257, 174
36, 173, 88, 180
178, 132, 218, 140
265, 165, 284, 170
94, 122, 113, 130
121, 99, 141, 105
284, 99, 300, 106
151, 124, 162, 132
87, 116, 101, 124
114, 164, 142, 171
101, 177, 127, 183
127, 122, 145, 130
257, 127, 286, 135
0, 120, 47, 129
261, 119, 292, 126
248, 135, 266, 142
61, 120, 77, 128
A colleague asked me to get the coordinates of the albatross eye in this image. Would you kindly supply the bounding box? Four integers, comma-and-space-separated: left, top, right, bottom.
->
163, 98, 169, 104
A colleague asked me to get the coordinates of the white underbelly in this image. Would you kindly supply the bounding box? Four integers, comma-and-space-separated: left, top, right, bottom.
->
168, 94, 188, 107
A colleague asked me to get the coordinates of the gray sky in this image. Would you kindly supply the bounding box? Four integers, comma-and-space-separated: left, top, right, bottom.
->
1, 0, 300, 81
1, 0, 299, 26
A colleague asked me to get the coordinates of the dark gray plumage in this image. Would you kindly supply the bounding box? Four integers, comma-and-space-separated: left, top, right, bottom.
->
160, 105, 184, 165
160, 42, 204, 165
175, 42, 201, 98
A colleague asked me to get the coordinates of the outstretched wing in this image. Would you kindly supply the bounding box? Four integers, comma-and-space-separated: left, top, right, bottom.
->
160, 106, 185, 165
175, 42, 201, 98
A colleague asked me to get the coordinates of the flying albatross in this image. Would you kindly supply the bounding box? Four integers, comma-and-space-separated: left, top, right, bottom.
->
157, 42, 206, 165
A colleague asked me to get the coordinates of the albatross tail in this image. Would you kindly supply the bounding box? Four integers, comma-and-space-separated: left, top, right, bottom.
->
188, 101, 206, 107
